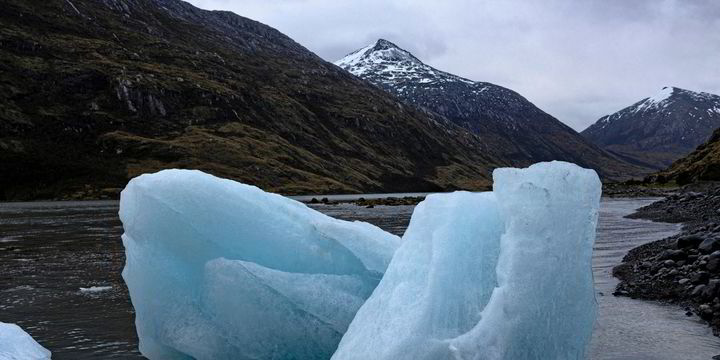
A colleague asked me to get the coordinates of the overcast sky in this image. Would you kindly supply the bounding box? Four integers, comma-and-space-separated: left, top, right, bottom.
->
187, 0, 720, 131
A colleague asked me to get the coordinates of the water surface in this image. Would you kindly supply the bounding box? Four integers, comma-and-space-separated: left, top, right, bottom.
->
590, 198, 719, 359
1, 198, 718, 359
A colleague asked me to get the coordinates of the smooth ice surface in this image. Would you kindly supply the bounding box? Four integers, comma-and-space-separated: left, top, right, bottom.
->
79, 286, 112, 293
0, 322, 51, 360
120, 169, 400, 360
331, 191, 504, 359
333, 161, 601, 360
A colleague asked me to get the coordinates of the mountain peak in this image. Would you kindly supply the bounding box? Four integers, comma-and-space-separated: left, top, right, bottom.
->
641, 86, 675, 108
374, 38, 400, 49
633, 86, 720, 114
334, 39, 475, 86
334, 38, 422, 75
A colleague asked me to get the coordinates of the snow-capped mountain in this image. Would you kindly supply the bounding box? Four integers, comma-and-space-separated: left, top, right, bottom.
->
335, 39, 542, 129
335, 39, 648, 178
582, 87, 720, 169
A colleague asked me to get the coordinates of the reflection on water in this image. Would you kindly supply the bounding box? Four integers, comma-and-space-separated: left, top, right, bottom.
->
0, 201, 138, 359
0, 198, 718, 359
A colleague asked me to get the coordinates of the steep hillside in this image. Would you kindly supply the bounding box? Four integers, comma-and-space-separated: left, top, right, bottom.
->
0, 0, 503, 200
335, 39, 647, 180
649, 128, 720, 185
582, 87, 720, 169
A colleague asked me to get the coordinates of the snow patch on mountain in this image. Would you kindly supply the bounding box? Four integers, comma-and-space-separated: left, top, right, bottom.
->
334, 39, 473, 87
633, 86, 675, 113
334, 42, 376, 71
648, 86, 674, 104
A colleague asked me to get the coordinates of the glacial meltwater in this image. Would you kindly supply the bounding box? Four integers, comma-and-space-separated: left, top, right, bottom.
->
1, 198, 719, 359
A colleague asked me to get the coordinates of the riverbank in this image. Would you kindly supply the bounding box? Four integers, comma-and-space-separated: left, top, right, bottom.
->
8, 181, 674, 203
602, 182, 678, 198
614, 183, 720, 336
307, 196, 425, 207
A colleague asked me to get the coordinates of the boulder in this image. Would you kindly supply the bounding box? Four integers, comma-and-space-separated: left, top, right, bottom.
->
676, 235, 704, 249
699, 237, 720, 253
659, 249, 687, 260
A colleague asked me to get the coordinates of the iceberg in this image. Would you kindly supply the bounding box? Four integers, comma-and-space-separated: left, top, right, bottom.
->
120, 169, 400, 359
122, 162, 600, 360
332, 161, 601, 360
0, 322, 51, 360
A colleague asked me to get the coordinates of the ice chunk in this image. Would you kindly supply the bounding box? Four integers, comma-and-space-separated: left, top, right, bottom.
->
332, 191, 504, 359
332, 161, 601, 360
79, 286, 112, 293
120, 169, 400, 359
0, 322, 51, 360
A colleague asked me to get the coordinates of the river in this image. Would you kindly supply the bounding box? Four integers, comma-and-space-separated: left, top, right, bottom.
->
0, 198, 718, 359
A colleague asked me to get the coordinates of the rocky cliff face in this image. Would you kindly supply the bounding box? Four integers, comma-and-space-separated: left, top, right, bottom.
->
335, 39, 647, 179
0, 0, 504, 200
582, 87, 720, 170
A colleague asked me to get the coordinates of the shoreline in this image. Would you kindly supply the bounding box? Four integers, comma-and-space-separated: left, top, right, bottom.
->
601, 182, 678, 198
1, 180, 681, 203
306, 196, 425, 207
614, 185, 720, 336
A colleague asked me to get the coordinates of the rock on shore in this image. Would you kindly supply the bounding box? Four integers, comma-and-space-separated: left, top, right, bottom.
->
614, 184, 720, 334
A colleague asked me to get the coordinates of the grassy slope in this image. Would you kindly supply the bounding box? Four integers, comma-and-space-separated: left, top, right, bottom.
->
651, 128, 720, 185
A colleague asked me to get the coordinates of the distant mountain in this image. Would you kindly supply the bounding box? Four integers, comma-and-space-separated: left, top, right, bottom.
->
0, 0, 505, 200
649, 127, 720, 185
581, 87, 720, 170
335, 39, 646, 179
